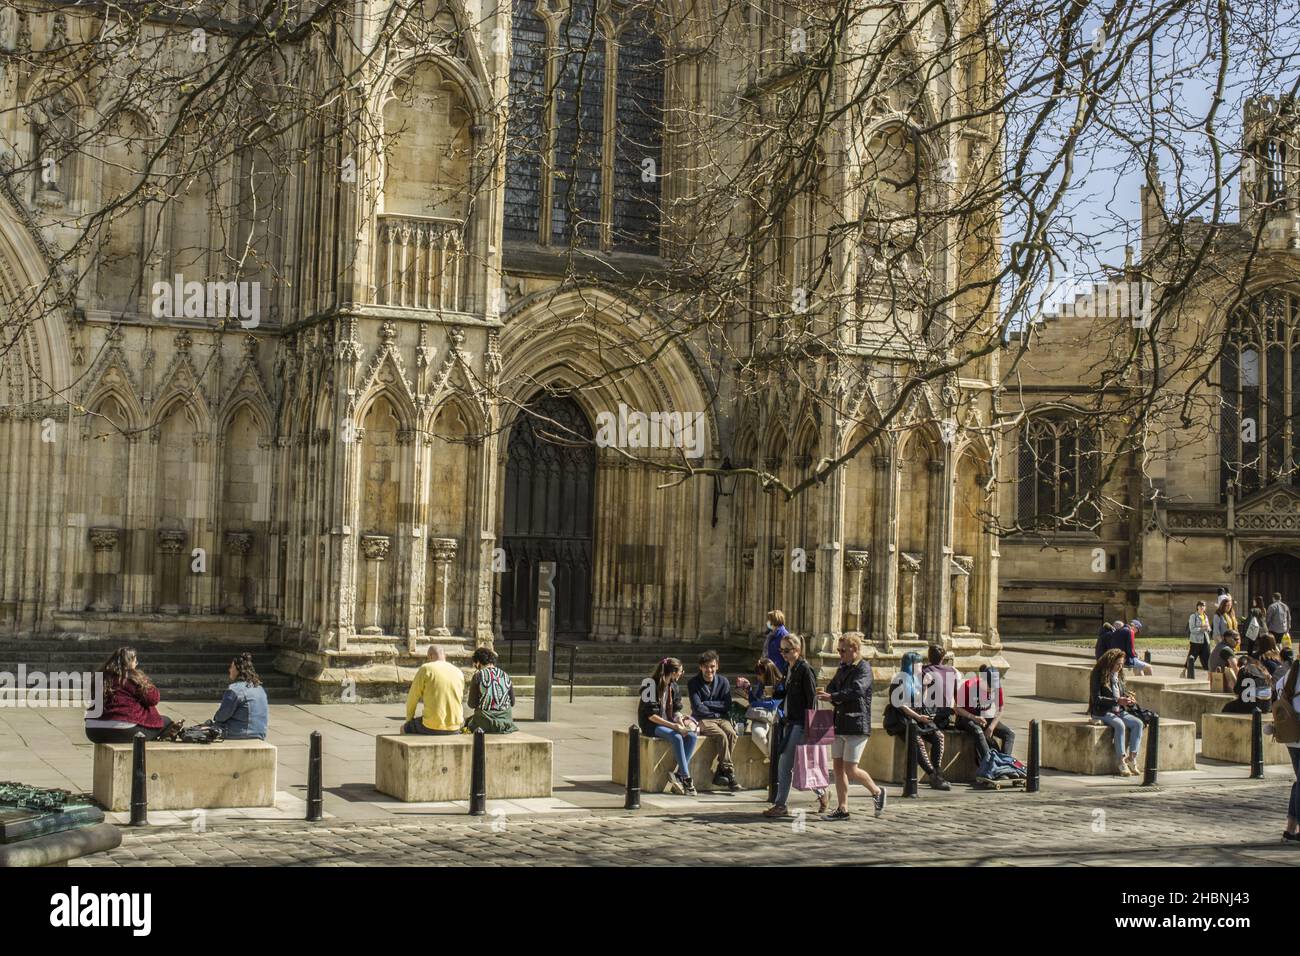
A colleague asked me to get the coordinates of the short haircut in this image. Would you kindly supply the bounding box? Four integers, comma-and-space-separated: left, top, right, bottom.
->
926, 644, 945, 665
1224, 629, 1239, 641
768, 609, 786, 627
781, 632, 803, 652
471, 647, 497, 667
1274, 592, 1283, 601
840, 633, 863, 653
698, 650, 719, 666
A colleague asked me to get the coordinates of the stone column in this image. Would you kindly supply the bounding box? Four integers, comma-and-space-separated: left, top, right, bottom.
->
156, 530, 186, 612
360, 534, 390, 636
950, 554, 973, 633
769, 546, 785, 620
740, 547, 756, 640
428, 537, 458, 637
927, 455, 953, 643
844, 549, 869, 634
224, 531, 253, 614
875, 454, 900, 652
88, 527, 121, 611
899, 551, 922, 640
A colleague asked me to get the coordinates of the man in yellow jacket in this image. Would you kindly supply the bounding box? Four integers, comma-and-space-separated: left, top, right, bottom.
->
402, 645, 465, 734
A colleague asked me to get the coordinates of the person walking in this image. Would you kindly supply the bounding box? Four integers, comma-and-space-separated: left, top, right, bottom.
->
816, 634, 886, 821
1187, 600, 1212, 674
1268, 592, 1292, 646
1090, 648, 1144, 776
638, 657, 699, 795
1245, 597, 1266, 656
1273, 661, 1300, 844
762, 633, 829, 818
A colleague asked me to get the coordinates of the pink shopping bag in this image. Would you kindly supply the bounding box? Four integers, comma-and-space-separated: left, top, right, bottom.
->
805, 708, 836, 744
793, 742, 830, 791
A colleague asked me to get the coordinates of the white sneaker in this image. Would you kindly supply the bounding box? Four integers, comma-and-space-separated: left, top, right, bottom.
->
666, 772, 686, 795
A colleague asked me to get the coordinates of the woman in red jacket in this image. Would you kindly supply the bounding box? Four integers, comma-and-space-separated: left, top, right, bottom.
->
84, 647, 174, 743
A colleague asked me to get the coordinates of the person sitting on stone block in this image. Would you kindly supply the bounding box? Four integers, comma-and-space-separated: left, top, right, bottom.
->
954, 665, 1015, 763
688, 650, 741, 792
1210, 629, 1241, 692
84, 646, 175, 744
209, 652, 269, 740
466, 647, 517, 734
638, 656, 698, 796
402, 645, 464, 735
737, 657, 782, 760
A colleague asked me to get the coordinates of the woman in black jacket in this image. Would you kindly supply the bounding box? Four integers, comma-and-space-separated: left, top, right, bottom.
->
762, 633, 830, 818
637, 657, 699, 795
816, 634, 887, 820
1089, 648, 1144, 776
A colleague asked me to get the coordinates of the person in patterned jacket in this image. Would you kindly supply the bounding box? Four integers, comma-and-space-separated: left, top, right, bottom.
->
466, 647, 517, 734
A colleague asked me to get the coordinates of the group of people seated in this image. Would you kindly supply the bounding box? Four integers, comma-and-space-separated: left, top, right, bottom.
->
83, 647, 269, 743
402, 645, 518, 735
1094, 619, 1153, 675
636, 609, 1015, 820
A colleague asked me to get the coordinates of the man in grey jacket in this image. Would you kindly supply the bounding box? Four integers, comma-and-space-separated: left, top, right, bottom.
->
1268, 592, 1292, 641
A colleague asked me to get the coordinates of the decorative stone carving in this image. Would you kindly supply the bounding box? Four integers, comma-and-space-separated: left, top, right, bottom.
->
225, 531, 254, 556
844, 549, 869, 633
157, 530, 186, 554
89, 528, 121, 552
360, 535, 392, 636
361, 535, 391, 561
769, 547, 785, 567
741, 548, 755, 570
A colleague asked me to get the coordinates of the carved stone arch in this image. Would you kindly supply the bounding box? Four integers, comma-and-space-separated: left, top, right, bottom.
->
355, 338, 419, 427
150, 387, 210, 436
151, 346, 212, 421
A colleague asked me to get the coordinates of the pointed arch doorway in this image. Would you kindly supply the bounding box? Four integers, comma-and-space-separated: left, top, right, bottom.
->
499, 393, 596, 642
1246, 551, 1300, 619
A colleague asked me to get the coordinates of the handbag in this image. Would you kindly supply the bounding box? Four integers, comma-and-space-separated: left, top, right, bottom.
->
745, 706, 776, 723
792, 743, 830, 791
1124, 704, 1157, 725
805, 707, 836, 744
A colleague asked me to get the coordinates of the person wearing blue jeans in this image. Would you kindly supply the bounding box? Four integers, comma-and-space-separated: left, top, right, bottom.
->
1090, 648, 1143, 776
763, 633, 829, 817
1277, 666, 1300, 843
637, 657, 699, 795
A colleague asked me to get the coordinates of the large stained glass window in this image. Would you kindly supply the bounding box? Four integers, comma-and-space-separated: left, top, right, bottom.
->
505, 0, 663, 255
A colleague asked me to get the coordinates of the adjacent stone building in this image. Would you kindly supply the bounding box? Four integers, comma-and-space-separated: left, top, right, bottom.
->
999, 95, 1300, 636
0, 1, 1006, 698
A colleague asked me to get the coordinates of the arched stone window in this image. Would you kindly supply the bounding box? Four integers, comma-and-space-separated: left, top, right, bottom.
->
1016, 416, 1099, 529
1219, 290, 1300, 497
504, 0, 663, 254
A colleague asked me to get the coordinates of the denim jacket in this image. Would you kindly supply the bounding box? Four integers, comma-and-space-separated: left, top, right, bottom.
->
212, 681, 269, 739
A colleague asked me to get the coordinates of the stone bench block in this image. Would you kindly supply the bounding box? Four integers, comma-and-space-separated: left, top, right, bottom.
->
1125, 674, 1200, 700
376, 733, 552, 802
1040, 717, 1195, 774
1200, 712, 1292, 765
860, 726, 981, 784
1157, 689, 1235, 736
612, 729, 769, 792
93, 740, 277, 811
1034, 662, 1093, 702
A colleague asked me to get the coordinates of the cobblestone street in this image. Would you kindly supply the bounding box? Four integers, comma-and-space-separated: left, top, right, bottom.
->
73, 778, 1300, 867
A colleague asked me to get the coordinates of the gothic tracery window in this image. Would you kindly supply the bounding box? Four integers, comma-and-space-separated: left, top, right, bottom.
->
504, 0, 663, 254
1016, 416, 1099, 529
1219, 291, 1300, 498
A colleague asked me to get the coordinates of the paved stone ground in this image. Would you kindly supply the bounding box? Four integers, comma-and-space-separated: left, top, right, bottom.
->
4, 644, 1298, 865
71, 778, 1300, 866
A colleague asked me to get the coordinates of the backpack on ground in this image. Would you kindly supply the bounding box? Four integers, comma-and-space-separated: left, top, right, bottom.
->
1272, 664, 1300, 745
976, 749, 1026, 782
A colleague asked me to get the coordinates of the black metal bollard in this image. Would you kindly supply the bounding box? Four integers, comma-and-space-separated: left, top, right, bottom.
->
1026, 719, 1041, 793
1250, 708, 1265, 779
1141, 714, 1160, 787
767, 721, 785, 803
1185, 655, 1197, 680
129, 731, 148, 826
902, 720, 919, 798
1144, 650, 1152, 665
306, 731, 323, 822
469, 728, 487, 815
624, 726, 642, 810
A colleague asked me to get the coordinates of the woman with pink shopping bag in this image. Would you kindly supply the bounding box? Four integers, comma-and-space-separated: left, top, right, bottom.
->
761, 633, 830, 818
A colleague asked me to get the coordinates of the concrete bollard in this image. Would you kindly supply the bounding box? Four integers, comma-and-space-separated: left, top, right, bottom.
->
129, 731, 148, 827
624, 725, 642, 810
1026, 719, 1041, 793
902, 720, 919, 798
1142, 714, 1160, 787
469, 728, 487, 815
1250, 709, 1265, 779
306, 730, 323, 822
